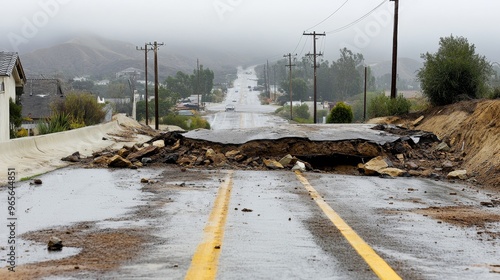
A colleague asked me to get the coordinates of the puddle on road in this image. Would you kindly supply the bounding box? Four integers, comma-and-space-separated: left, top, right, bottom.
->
0, 167, 162, 267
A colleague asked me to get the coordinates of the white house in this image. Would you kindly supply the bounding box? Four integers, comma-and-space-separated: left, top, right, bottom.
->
0, 52, 26, 142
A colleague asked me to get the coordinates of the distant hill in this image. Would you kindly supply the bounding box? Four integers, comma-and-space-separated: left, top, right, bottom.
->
20, 35, 249, 81
369, 57, 423, 81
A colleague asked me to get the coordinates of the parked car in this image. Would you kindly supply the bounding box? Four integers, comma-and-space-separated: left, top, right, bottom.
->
225, 104, 235, 112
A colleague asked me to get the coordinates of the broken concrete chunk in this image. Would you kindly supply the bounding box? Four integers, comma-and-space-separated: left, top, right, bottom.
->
48, 236, 63, 251
279, 154, 297, 167
447, 170, 467, 180
291, 161, 306, 172
379, 168, 406, 177
61, 151, 81, 162
225, 150, 240, 159
263, 159, 284, 169
363, 156, 390, 176
435, 142, 450, 152
127, 145, 159, 161
152, 140, 165, 148
412, 115, 424, 126
108, 155, 133, 168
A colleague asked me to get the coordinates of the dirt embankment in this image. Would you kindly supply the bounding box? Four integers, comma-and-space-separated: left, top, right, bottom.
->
383, 99, 500, 189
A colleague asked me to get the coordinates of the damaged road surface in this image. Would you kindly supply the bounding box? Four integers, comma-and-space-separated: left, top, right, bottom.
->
1, 67, 499, 279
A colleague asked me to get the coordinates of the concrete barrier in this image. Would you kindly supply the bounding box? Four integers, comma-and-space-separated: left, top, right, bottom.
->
0, 120, 136, 184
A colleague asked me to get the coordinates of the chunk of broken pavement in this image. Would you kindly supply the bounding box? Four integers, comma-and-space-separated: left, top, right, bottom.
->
379, 168, 406, 177
48, 236, 63, 251
263, 159, 284, 170
108, 155, 132, 168
363, 156, 390, 176
279, 154, 297, 167
126, 145, 159, 161
152, 139, 165, 148
447, 170, 467, 180
435, 142, 450, 152
225, 150, 240, 159
291, 161, 306, 172
61, 151, 81, 162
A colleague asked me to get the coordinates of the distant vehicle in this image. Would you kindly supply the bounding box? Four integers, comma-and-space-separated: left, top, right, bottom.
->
177, 110, 194, 116
232, 99, 237, 102
225, 104, 235, 112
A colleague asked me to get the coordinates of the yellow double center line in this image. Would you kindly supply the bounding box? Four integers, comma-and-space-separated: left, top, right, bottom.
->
295, 171, 402, 280
185, 171, 234, 280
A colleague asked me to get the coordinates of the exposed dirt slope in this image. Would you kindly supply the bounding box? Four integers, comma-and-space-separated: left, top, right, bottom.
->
377, 99, 499, 189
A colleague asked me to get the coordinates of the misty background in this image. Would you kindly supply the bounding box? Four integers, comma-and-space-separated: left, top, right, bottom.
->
1, 0, 499, 79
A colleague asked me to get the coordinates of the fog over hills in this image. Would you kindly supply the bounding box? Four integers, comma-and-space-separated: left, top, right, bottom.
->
20, 35, 254, 81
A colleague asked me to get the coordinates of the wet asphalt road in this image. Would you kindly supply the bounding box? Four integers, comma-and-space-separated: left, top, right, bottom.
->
1, 66, 499, 279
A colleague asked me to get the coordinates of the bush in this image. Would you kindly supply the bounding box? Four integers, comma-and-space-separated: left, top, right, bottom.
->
368, 94, 389, 118
417, 35, 493, 106
387, 95, 412, 116
37, 113, 71, 135
16, 128, 28, 138
368, 94, 411, 118
294, 104, 310, 120
491, 87, 500, 99
327, 102, 353, 123
160, 114, 210, 130
51, 92, 105, 126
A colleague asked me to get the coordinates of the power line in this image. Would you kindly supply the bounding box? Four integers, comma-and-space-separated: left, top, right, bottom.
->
305, 0, 350, 31
326, 0, 388, 34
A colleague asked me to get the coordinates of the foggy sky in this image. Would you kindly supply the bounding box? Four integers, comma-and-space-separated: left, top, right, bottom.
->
1, 0, 499, 64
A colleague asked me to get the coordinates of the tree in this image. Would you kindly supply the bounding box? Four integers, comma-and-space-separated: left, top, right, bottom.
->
294, 78, 310, 101
333, 48, 364, 101
327, 102, 353, 123
9, 98, 22, 138
417, 35, 493, 106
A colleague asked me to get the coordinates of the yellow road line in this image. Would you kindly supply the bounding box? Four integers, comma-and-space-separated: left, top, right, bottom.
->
294, 171, 402, 280
185, 171, 234, 280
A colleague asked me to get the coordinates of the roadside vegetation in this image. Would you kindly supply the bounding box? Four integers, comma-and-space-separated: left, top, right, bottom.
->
326, 102, 353, 123
38, 92, 105, 135
417, 35, 493, 106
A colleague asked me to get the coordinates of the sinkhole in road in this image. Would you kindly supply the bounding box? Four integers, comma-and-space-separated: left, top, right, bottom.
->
296, 154, 368, 171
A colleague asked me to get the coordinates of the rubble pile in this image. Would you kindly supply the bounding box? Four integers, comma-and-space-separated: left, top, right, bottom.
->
76, 125, 476, 183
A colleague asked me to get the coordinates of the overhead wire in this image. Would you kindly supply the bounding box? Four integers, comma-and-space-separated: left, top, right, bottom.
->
305, 0, 351, 31
326, 0, 388, 34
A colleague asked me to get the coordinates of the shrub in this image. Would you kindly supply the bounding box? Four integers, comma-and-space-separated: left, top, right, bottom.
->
491, 87, 500, 99
294, 103, 310, 120
368, 94, 389, 118
37, 113, 71, 135
16, 128, 28, 138
417, 35, 493, 106
51, 92, 105, 126
160, 114, 210, 130
327, 102, 353, 123
368, 94, 411, 118
387, 95, 412, 116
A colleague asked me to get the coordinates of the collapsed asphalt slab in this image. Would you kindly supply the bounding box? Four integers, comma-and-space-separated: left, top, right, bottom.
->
75, 123, 480, 185
183, 124, 401, 145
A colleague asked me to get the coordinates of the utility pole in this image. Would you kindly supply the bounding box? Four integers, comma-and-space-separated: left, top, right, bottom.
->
136, 44, 153, 125
266, 60, 271, 99
390, 0, 399, 99
146, 41, 164, 130
284, 53, 296, 121
364, 66, 367, 121
273, 64, 277, 101
264, 64, 268, 97
304, 31, 326, 123
197, 59, 200, 111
